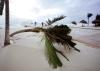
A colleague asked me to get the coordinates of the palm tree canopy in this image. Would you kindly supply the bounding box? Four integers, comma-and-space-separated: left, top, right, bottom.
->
80, 20, 87, 24
71, 21, 77, 25
87, 13, 93, 18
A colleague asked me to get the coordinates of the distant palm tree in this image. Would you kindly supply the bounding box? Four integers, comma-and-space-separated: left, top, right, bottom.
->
4, 0, 10, 46
34, 21, 37, 26
80, 20, 87, 27
87, 13, 93, 26
71, 21, 77, 25
41, 22, 44, 27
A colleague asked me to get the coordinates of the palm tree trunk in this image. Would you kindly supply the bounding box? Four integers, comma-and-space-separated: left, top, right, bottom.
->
88, 17, 89, 26
4, 0, 10, 46
10, 28, 44, 37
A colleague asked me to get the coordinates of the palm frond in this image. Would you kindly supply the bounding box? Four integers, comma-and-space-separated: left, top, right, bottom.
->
45, 35, 62, 68
45, 25, 80, 52
46, 15, 66, 25
44, 25, 80, 69
55, 48, 69, 61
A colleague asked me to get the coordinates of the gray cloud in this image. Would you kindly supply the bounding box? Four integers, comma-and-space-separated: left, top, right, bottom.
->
0, 0, 100, 26
38, 0, 100, 23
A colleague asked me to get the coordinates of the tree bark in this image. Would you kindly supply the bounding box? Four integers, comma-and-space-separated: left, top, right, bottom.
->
4, 0, 10, 46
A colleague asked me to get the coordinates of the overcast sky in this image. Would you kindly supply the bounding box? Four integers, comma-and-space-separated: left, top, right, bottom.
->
0, 0, 100, 26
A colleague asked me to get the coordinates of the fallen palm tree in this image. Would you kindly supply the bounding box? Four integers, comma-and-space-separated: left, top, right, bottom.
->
10, 15, 80, 69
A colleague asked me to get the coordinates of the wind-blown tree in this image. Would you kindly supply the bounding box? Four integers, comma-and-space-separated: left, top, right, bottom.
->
10, 16, 80, 69
80, 20, 87, 27
87, 13, 93, 26
71, 21, 77, 25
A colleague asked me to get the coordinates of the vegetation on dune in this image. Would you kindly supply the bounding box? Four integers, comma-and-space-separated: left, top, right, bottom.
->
10, 15, 80, 69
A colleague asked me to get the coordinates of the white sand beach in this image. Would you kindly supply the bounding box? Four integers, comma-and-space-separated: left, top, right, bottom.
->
0, 27, 100, 71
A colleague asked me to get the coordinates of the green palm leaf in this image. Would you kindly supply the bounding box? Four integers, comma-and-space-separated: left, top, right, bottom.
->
45, 35, 62, 68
